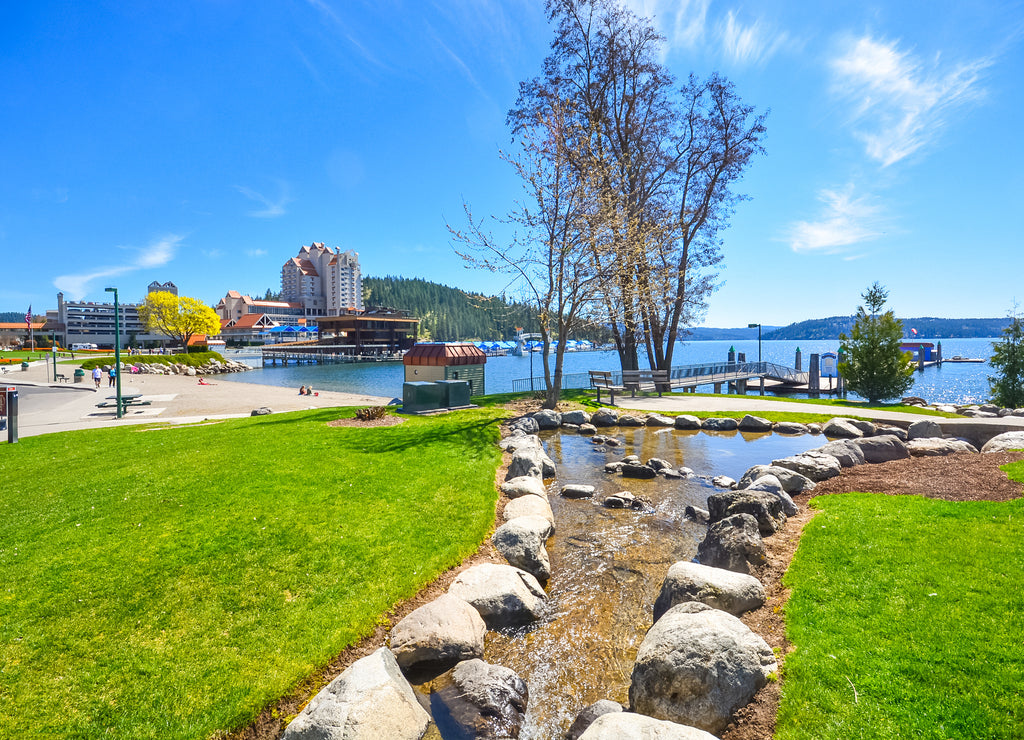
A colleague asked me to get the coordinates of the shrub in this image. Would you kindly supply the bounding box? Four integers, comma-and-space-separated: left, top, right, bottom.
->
355, 406, 389, 421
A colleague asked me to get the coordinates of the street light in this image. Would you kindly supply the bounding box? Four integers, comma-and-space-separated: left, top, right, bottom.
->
105, 287, 123, 419
748, 322, 763, 396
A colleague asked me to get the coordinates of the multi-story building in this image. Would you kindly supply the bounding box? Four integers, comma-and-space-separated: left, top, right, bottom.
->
49, 290, 169, 349
281, 242, 363, 317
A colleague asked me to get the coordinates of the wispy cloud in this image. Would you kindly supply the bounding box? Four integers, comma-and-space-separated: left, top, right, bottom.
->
236, 183, 291, 218
785, 187, 886, 254
625, 0, 709, 50
830, 35, 991, 166
247, 248, 268, 258
304, 0, 389, 70
719, 11, 791, 66
54, 234, 183, 300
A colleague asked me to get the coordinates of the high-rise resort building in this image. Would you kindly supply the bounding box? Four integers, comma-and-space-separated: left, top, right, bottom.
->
281, 241, 363, 317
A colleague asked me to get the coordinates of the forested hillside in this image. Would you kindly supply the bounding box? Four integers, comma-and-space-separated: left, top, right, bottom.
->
764, 316, 1010, 340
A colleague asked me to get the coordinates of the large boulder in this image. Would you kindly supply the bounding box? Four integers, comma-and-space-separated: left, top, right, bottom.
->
561, 484, 596, 499
622, 463, 658, 479
849, 434, 909, 463
674, 415, 702, 430
907, 438, 979, 456
532, 409, 562, 429
448, 563, 547, 629
566, 700, 623, 740
696, 514, 766, 574
737, 414, 772, 432
499, 432, 542, 453
591, 408, 619, 427
505, 447, 545, 480
772, 421, 808, 435
507, 416, 540, 435
736, 464, 815, 494
619, 413, 646, 427
429, 659, 528, 740
629, 602, 777, 734
492, 516, 554, 581
578, 711, 719, 739
502, 494, 555, 525
747, 475, 799, 516
701, 417, 738, 432
771, 450, 842, 481
848, 418, 878, 436
653, 561, 766, 621
562, 409, 591, 426
707, 490, 786, 536
981, 431, 1024, 453
647, 413, 676, 427
281, 647, 429, 740
500, 476, 548, 500
388, 594, 486, 680
822, 417, 864, 438
818, 439, 866, 468
907, 419, 943, 440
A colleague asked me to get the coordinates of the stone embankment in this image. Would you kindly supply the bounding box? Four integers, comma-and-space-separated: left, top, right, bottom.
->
278, 407, 1024, 739
127, 357, 252, 376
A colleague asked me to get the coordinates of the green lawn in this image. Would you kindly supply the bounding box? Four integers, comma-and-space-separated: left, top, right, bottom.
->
0, 407, 505, 739
779, 461, 1024, 739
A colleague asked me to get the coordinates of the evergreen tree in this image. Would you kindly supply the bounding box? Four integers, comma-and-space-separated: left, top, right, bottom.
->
989, 308, 1024, 408
838, 282, 915, 403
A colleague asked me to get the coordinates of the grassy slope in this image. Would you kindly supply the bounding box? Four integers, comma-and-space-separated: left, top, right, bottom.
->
778, 463, 1024, 739
0, 407, 505, 739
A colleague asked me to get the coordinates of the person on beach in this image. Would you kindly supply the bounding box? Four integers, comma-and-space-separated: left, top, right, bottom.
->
92, 367, 102, 388
108, 367, 116, 387
299, 385, 306, 395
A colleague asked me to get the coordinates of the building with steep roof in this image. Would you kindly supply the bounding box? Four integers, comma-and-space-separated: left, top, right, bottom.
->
281, 241, 363, 317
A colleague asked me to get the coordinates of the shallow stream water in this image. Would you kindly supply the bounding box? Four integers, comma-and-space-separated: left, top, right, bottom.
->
479, 428, 824, 739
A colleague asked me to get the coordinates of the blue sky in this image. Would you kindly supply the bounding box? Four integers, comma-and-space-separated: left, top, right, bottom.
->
2, 0, 1021, 327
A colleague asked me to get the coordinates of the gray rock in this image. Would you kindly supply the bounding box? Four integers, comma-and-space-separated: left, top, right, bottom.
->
448, 563, 547, 629
736, 465, 815, 494
561, 484, 596, 499
623, 455, 642, 464
591, 409, 619, 427
623, 463, 658, 479
684, 506, 710, 524
566, 700, 623, 740
604, 461, 626, 473
578, 712, 719, 739
747, 475, 799, 516
604, 491, 642, 509
711, 475, 736, 489
772, 450, 842, 481
848, 418, 878, 436
619, 414, 646, 427
674, 415, 702, 430
818, 439, 866, 468
250, 407, 272, 416
388, 594, 486, 680
647, 457, 673, 471
980, 403, 1001, 413
498, 432, 541, 453
653, 561, 766, 621
508, 416, 539, 435
579, 423, 598, 436
647, 414, 676, 427
849, 434, 909, 463
876, 425, 909, 441
701, 417, 738, 432
629, 602, 777, 734
430, 659, 528, 740
696, 514, 766, 574
502, 494, 555, 525
532, 409, 561, 429
906, 438, 979, 456
806, 423, 822, 434
562, 409, 591, 426
281, 647, 429, 740
661, 468, 686, 479
908, 419, 943, 440
772, 421, 808, 435
981, 431, 1024, 453
500, 476, 548, 500
506, 447, 545, 480
822, 417, 864, 438
707, 490, 786, 537
737, 414, 773, 432
492, 516, 554, 581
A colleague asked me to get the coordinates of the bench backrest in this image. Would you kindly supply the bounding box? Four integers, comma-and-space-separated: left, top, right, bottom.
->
589, 370, 615, 387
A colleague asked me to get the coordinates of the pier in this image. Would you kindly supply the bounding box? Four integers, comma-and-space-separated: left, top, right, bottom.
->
260, 344, 405, 367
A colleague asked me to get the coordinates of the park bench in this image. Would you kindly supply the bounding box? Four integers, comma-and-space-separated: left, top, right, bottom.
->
621, 369, 670, 397
54, 373, 68, 383
589, 370, 625, 405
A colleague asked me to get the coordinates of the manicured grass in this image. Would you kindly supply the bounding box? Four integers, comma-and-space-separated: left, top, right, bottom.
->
0, 407, 506, 739
779, 492, 1024, 739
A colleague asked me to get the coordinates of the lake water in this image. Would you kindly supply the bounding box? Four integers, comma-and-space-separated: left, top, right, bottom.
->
219, 337, 999, 405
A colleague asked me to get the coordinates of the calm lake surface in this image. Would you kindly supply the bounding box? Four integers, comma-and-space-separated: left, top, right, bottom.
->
220, 337, 999, 405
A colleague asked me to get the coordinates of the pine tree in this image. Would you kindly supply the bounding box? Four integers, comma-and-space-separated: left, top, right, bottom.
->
838, 282, 915, 403
989, 309, 1024, 408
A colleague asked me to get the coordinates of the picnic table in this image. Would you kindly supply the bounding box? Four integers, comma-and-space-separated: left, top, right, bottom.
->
95, 390, 150, 412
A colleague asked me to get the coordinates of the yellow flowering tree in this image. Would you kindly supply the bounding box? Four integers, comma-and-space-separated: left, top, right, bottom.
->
138, 292, 221, 351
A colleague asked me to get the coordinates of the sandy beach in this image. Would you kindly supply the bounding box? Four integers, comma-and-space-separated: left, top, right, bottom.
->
5, 360, 392, 438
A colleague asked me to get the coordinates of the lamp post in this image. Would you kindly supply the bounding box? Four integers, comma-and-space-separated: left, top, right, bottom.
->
51, 330, 57, 382
105, 287, 123, 419
748, 322, 763, 396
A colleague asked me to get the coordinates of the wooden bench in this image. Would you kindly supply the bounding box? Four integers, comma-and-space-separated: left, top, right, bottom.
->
621, 369, 670, 397
54, 373, 68, 383
589, 370, 624, 405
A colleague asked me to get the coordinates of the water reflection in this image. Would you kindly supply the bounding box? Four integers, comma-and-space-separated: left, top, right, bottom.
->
484, 428, 822, 739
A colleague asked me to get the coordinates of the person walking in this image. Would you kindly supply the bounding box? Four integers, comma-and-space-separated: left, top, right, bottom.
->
108, 366, 116, 387
92, 367, 102, 388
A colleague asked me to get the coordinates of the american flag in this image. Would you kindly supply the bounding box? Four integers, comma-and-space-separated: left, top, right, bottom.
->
25, 305, 31, 326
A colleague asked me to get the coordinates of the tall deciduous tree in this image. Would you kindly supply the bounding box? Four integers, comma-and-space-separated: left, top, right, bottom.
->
989, 308, 1024, 409
138, 292, 221, 351
838, 282, 915, 403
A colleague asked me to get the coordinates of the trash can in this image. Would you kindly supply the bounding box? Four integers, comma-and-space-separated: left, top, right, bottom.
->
74, 369, 86, 383
20, 362, 29, 371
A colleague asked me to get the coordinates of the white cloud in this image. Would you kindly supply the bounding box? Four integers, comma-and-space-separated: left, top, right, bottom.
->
719, 12, 791, 66
830, 35, 991, 167
785, 187, 885, 254
236, 184, 291, 218
54, 234, 183, 300
624, 0, 709, 51
247, 249, 268, 257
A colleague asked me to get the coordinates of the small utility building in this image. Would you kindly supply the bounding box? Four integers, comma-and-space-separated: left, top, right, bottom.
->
403, 343, 486, 396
